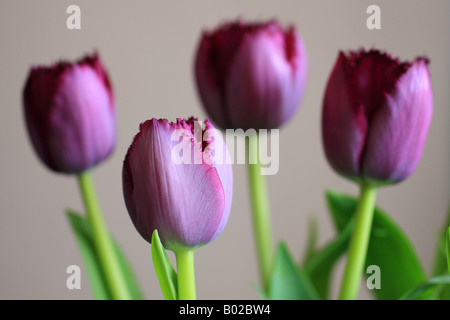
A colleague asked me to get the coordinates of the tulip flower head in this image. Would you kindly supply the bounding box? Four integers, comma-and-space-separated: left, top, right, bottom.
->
122, 118, 233, 251
195, 19, 307, 130
322, 49, 433, 186
23, 53, 116, 174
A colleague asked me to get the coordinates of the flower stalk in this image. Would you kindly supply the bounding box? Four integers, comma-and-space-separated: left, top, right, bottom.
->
78, 171, 130, 300
338, 183, 377, 300
247, 133, 273, 292
175, 249, 197, 300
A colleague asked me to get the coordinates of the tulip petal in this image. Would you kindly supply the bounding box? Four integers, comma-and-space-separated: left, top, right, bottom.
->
283, 27, 308, 125
123, 119, 226, 250
23, 54, 115, 174
50, 66, 115, 172
361, 59, 433, 183
351, 50, 409, 122
195, 34, 228, 129
322, 52, 367, 179
203, 120, 233, 241
24, 66, 66, 170
195, 20, 307, 130
226, 27, 301, 130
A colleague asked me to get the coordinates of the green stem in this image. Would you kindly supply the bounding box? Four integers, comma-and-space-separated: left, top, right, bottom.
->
339, 183, 377, 300
77, 172, 131, 300
175, 249, 196, 300
247, 133, 273, 292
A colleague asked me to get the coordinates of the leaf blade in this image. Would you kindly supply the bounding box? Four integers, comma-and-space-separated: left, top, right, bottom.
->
447, 227, 450, 277
399, 275, 450, 300
151, 230, 178, 300
67, 210, 144, 300
268, 242, 320, 300
304, 219, 353, 299
66, 210, 110, 300
111, 239, 144, 300
302, 215, 319, 266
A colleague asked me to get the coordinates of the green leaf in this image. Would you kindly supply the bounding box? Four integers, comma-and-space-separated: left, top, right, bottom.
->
151, 230, 178, 300
268, 242, 320, 300
325, 190, 427, 300
433, 236, 448, 276
112, 239, 144, 300
304, 218, 353, 299
301, 215, 319, 266
432, 207, 450, 275
251, 283, 270, 300
447, 228, 450, 277
399, 275, 450, 300
66, 210, 110, 300
435, 227, 450, 299
430, 206, 450, 299
66, 210, 144, 300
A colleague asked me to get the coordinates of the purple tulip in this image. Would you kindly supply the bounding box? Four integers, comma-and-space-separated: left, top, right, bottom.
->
322, 49, 433, 186
23, 53, 116, 174
194, 19, 307, 130
122, 118, 233, 251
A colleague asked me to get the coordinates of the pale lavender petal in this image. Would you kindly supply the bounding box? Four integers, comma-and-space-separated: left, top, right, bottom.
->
123, 119, 227, 250
50, 66, 115, 172
362, 59, 433, 184
203, 119, 233, 242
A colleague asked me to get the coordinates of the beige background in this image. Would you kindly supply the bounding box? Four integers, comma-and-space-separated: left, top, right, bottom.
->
0, 1, 448, 300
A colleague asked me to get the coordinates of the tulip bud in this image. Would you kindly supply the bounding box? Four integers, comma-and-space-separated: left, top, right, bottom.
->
23, 53, 116, 174
122, 118, 233, 251
322, 49, 433, 186
194, 19, 307, 130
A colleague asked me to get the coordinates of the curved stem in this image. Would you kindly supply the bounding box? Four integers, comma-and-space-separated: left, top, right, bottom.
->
339, 183, 377, 300
247, 133, 273, 292
77, 172, 131, 300
175, 249, 196, 300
